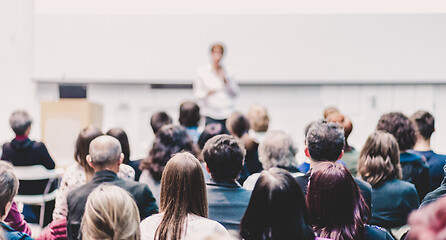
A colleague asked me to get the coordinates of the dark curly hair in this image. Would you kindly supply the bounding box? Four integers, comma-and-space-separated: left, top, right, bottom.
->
377, 112, 415, 151
140, 124, 199, 181
202, 134, 246, 181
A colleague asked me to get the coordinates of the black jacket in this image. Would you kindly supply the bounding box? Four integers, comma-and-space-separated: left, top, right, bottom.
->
399, 152, 430, 200
67, 170, 158, 240
421, 177, 446, 208
2, 138, 55, 195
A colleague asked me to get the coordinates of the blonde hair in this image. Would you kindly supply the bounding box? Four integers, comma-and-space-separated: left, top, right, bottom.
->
81, 184, 140, 240
247, 104, 269, 132
358, 131, 402, 187
156, 152, 208, 240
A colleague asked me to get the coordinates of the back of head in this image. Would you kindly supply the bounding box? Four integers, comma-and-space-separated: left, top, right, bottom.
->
75, 126, 103, 175
88, 135, 122, 168
9, 110, 32, 135
150, 111, 173, 135
141, 125, 197, 181
106, 128, 131, 164
410, 110, 435, 140
240, 168, 315, 240
258, 131, 298, 171
376, 112, 415, 151
157, 152, 207, 240
358, 131, 402, 187
226, 112, 250, 138
197, 123, 225, 150
323, 106, 339, 119
306, 120, 345, 162
202, 134, 246, 182
81, 184, 140, 240
407, 196, 446, 240
326, 112, 353, 139
179, 101, 201, 127
307, 162, 367, 240
247, 104, 269, 132
0, 161, 19, 218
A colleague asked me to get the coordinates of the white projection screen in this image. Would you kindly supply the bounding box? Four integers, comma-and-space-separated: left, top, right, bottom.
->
33, 1, 446, 84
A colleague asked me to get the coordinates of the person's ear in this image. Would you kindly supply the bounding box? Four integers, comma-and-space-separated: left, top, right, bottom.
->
337, 150, 345, 160
304, 147, 311, 158
2, 201, 12, 220
118, 153, 124, 165
86, 155, 94, 168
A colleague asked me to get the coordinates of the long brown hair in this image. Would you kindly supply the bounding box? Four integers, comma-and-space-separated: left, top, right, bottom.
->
358, 131, 402, 187
307, 162, 368, 240
155, 152, 207, 240
74, 126, 102, 177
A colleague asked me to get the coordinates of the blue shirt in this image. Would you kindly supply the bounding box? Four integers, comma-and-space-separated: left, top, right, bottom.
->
0, 222, 33, 240
412, 150, 446, 191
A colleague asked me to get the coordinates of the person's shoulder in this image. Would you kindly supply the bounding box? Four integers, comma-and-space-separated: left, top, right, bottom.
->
421, 183, 446, 207
242, 173, 261, 190
365, 225, 394, 240
140, 213, 163, 238
1, 222, 33, 240
187, 215, 229, 236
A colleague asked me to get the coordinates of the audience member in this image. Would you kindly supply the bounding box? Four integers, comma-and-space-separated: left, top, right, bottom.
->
194, 43, 239, 133
140, 152, 228, 240
410, 110, 446, 191
106, 128, 142, 180
406, 196, 446, 240
2, 110, 56, 225
247, 103, 269, 144
295, 120, 372, 209
67, 135, 157, 240
198, 123, 226, 150
358, 131, 419, 229
202, 134, 251, 231
226, 112, 263, 184
240, 168, 316, 240
179, 101, 202, 143
0, 161, 33, 240
139, 124, 200, 206
53, 126, 135, 221
307, 162, 393, 240
81, 184, 141, 240
377, 112, 430, 199
421, 175, 446, 208
243, 130, 301, 190
323, 106, 339, 119
150, 111, 172, 135
326, 111, 359, 175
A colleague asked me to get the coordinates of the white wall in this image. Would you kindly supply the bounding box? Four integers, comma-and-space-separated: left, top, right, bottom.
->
0, 0, 38, 144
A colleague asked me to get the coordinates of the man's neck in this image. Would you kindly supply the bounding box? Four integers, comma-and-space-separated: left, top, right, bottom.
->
413, 138, 431, 151
93, 166, 119, 175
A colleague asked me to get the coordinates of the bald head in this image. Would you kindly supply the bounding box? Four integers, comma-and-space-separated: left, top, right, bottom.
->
88, 135, 122, 168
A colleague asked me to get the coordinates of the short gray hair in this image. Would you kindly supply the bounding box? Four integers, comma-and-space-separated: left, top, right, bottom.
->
258, 131, 298, 170
9, 110, 32, 135
89, 135, 122, 167
0, 161, 19, 217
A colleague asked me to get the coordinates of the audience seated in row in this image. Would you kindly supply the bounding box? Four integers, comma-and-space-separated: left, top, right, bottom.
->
202, 134, 252, 231
81, 184, 141, 240
139, 124, 200, 206
140, 152, 229, 239
358, 131, 419, 229
0, 161, 33, 240
53, 126, 135, 221
67, 135, 158, 240
307, 162, 393, 240
295, 120, 373, 209
376, 112, 430, 199
410, 111, 446, 191
243, 130, 301, 190
2, 111, 56, 225
247, 103, 269, 145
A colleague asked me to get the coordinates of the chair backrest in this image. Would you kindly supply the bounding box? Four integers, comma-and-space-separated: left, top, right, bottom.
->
13, 165, 63, 180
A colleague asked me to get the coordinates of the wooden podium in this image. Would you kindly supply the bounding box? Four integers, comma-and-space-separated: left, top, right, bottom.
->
41, 99, 103, 167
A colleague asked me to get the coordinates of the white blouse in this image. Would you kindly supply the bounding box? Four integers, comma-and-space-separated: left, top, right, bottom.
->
140, 213, 229, 240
